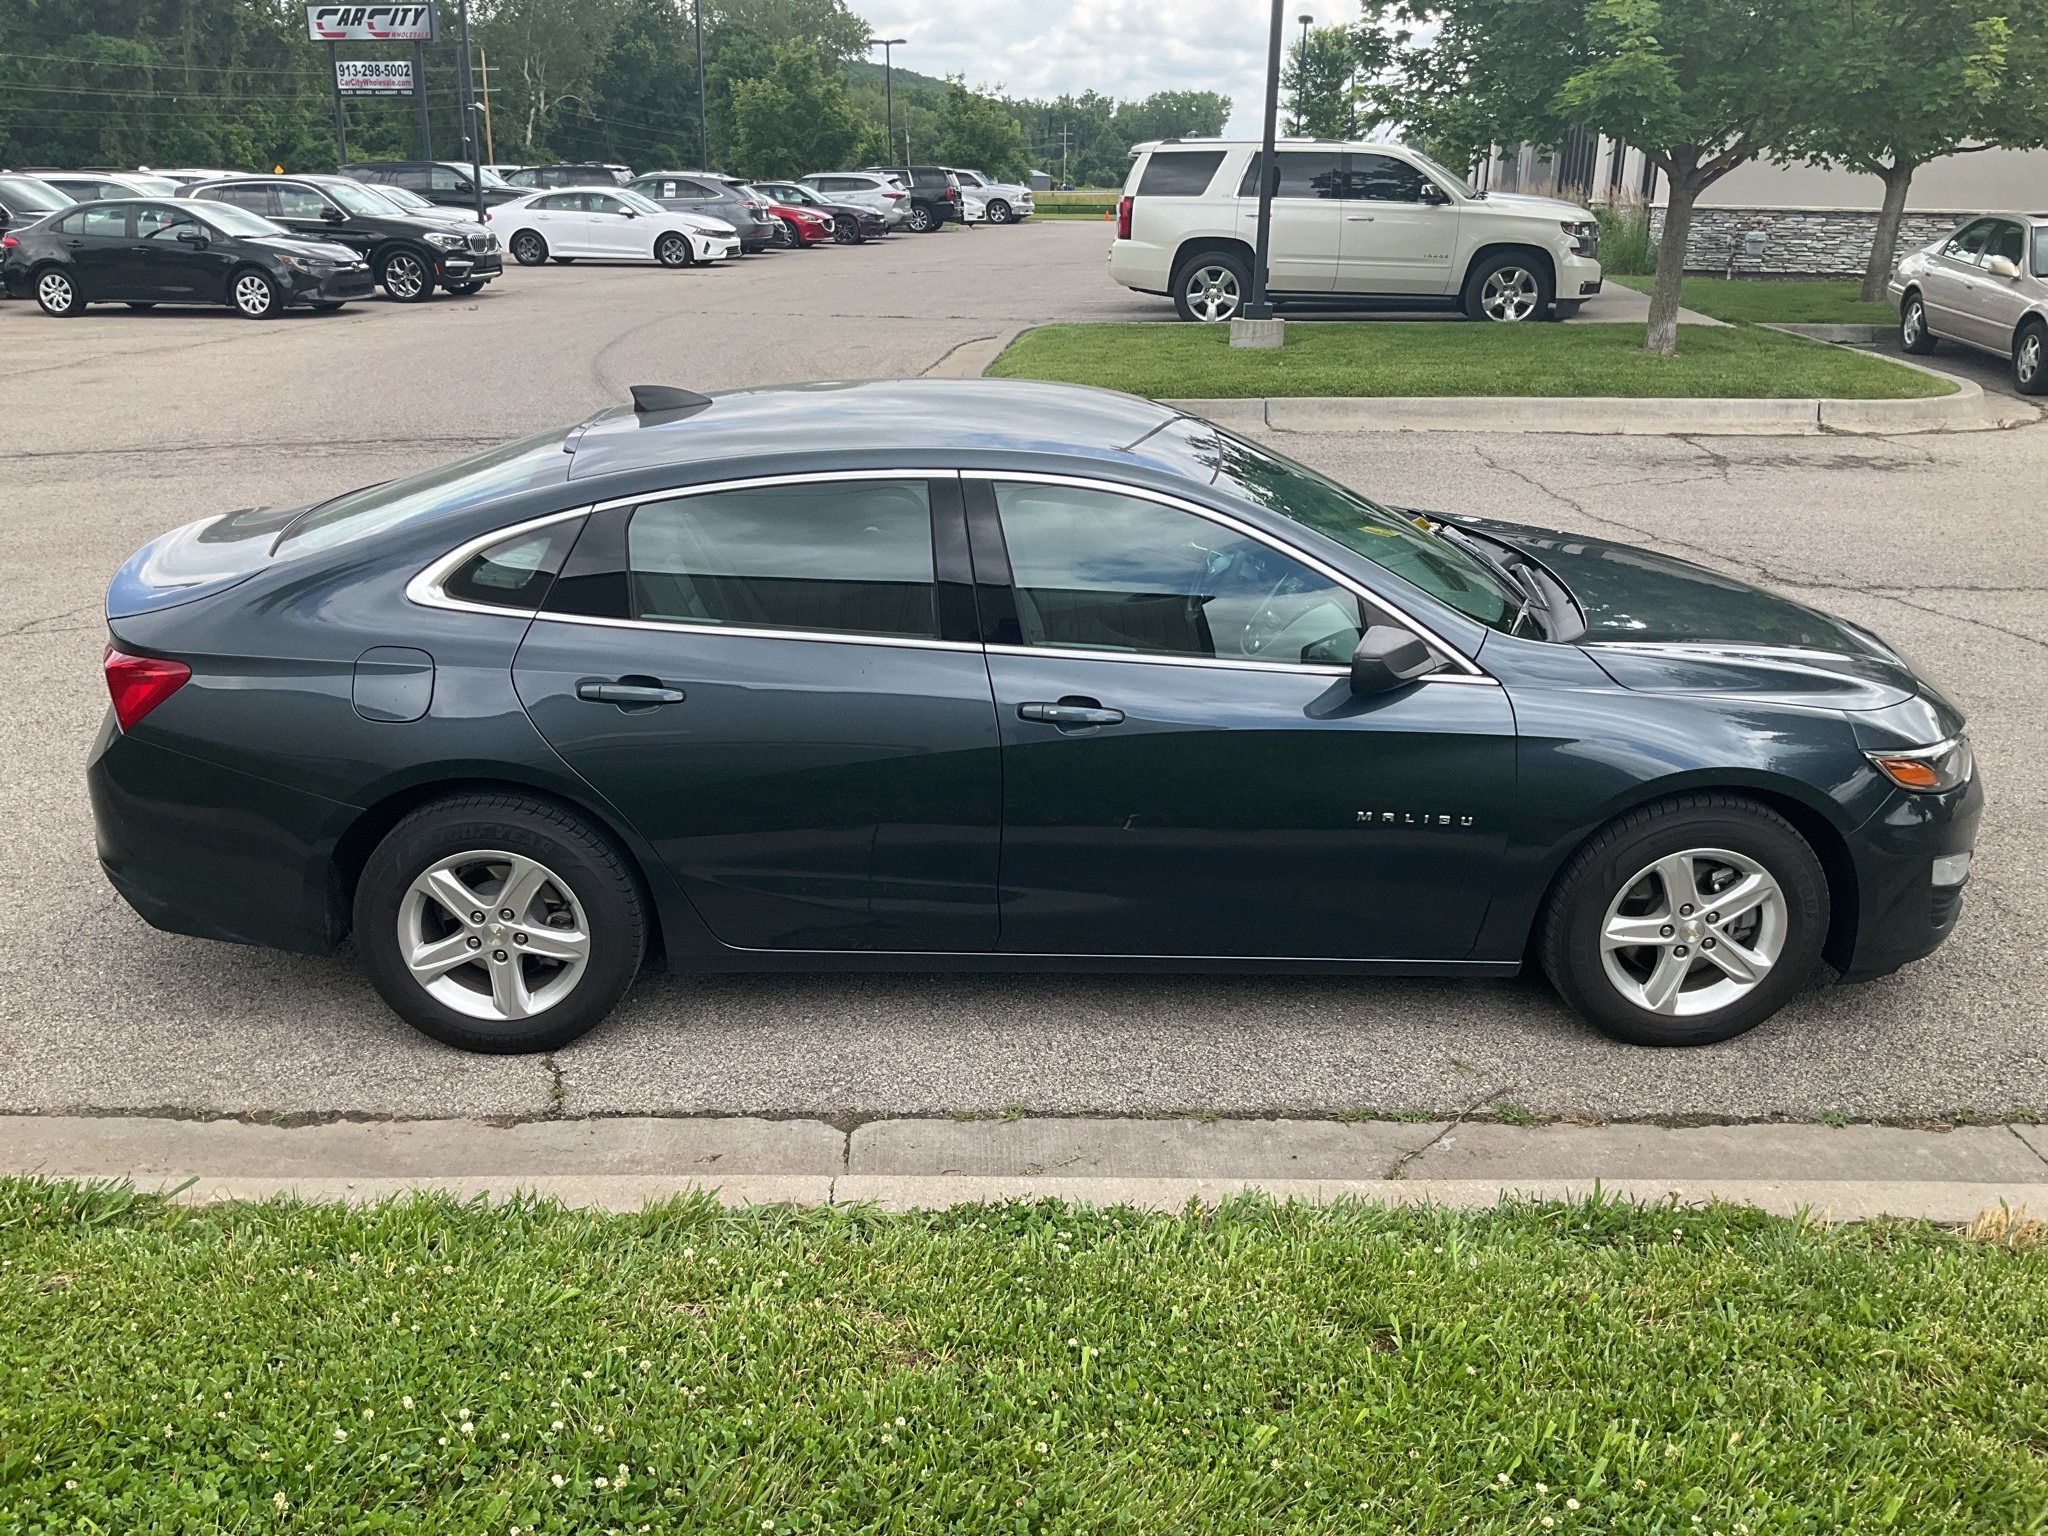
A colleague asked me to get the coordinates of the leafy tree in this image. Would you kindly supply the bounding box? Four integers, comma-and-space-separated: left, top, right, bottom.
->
477, 0, 631, 162
728, 38, 871, 176
1286, 25, 1362, 137
1781, 0, 2048, 300
934, 79, 1029, 178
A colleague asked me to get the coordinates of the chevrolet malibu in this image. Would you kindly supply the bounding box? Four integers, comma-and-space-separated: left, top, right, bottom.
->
90, 380, 1980, 1053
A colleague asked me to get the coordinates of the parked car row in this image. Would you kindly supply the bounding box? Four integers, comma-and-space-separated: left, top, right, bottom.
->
0, 159, 1032, 319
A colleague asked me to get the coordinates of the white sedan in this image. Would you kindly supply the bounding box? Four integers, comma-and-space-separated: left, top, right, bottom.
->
488, 187, 740, 268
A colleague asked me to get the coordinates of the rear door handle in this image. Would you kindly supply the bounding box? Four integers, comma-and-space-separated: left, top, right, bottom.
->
1018, 701, 1125, 728
577, 679, 686, 706
1346, 215, 1375, 222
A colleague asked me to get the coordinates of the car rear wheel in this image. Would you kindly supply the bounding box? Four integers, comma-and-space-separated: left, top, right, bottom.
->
509, 230, 548, 265
229, 268, 281, 319
2012, 321, 2047, 395
654, 231, 693, 267
378, 248, 434, 302
354, 792, 647, 1054
987, 199, 1013, 224
904, 202, 936, 233
1464, 253, 1551, 321
1899, 291, 1938, 354
1539, 795, 1828, 1046
34, 268, 84, 317
1172, 251, 1249, 323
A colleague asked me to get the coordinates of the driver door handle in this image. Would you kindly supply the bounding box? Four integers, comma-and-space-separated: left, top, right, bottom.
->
1346, 215, 1375, 222
1018, 701, 1124, 728
577, 680, 686, 706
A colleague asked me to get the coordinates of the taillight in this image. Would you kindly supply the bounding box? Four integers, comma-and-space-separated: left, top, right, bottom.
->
1116, 196, 1133, 240
104, 646, 190, 730
1, 235, 16, 249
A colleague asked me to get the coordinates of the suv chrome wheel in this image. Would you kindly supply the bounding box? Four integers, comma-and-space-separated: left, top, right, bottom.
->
1476, 265, 1541, 321
398, 850, 590, 1022
1180, 262, 1243, 323
1599, 848, 1786, 1017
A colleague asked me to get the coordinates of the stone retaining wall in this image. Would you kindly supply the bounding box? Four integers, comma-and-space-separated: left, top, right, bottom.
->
1646, 206, 1973, 278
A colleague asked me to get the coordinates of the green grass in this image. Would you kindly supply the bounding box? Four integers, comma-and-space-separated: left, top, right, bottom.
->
986, 321, 1952, 400
5, 1179, 2046, 1531
1612, 276, 1898, 326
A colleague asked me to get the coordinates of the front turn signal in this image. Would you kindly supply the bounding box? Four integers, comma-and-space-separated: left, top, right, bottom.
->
1867, 735, 1973, 793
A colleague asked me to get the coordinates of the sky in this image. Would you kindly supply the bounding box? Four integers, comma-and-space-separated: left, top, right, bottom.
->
867, 0, 1308, 133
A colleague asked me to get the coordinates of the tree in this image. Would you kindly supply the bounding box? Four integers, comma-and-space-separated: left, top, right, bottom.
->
1286, 26, 1362, 137
728, 38, 871, 177
934, 80, 1029, 179
1782, 0, 2048, 300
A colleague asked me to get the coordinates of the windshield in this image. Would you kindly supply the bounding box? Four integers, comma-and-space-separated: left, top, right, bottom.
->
477, 165, 512, 188
377, 184, 432, 210
194, 203, 288, 238
616, 189, 664, 214
1197, 430, 1512, 631
1406, 148, 1476, 200
1, 176, 73, 211
124, 175, 180, 196
323, 179, 387, 215
275, 428, 574, 556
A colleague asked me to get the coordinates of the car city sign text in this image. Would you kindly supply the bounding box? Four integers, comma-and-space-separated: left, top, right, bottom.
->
305, 3, 436, 42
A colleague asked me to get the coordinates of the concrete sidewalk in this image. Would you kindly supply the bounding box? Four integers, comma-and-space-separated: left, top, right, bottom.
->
5, 1114, 2042, 1221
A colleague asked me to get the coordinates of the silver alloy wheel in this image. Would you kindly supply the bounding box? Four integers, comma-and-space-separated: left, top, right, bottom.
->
1478, 265, 1541, 321
988, 199, 1012, 224
1182, 262, 1242, 322
1599, 847, 1786, 1016
36, 271, 73, 312
382, 251, 427, 299
397, 850, 591, 1022
1902, 299, 1924, 347
656, 233, 690, 266
233, 272, 275, 316
2018, 330, 2042, 385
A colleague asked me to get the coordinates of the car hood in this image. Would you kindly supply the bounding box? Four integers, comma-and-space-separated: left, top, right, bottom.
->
253, 235, 363, 262
1476, 191, 1591, 221
1445, 513, 1959, 718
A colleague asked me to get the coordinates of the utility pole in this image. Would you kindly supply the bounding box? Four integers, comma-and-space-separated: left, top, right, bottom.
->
326, 41, 348, 168
694, 0, 708, 169
414, 37, 432, 158
870, 37, 906, 164
457, 0, 484, 223
1236, 0, 1286, 342
478, 46, 495, 164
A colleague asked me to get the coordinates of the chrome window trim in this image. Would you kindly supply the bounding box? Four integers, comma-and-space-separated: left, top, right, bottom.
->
969, 469, 1490, 677
982, 641, 1498, 685
406, 506, 593, 619
585, 467, 949, 514
529, 608, 984, 654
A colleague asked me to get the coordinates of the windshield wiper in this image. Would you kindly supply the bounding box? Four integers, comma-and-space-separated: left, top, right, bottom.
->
1427, 521, 1550, 637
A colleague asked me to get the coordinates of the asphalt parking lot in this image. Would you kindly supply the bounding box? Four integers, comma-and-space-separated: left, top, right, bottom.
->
3, 219, 2041, 1124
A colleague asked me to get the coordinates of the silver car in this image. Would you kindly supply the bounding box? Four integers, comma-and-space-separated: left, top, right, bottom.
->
1891, 212, 2048, 395
798, 172, 910, 229
950, 168, 1033, 224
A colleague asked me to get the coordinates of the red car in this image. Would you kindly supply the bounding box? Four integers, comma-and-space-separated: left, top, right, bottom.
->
757, 197, 833, 247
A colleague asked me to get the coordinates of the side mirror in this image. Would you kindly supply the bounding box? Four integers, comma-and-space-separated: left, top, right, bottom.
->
323, 206, 347, 221
175, 230, 208, 247
1418, 182, 1451, 205
1987, 254, 2021, 279
1350, 625, 1442, 696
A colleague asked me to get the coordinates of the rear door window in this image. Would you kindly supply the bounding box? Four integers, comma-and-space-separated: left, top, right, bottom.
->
626, 481, 937, 641
1236, 151, 1345, 200
59, 205, 130, 237
1137, 151, 1227, 197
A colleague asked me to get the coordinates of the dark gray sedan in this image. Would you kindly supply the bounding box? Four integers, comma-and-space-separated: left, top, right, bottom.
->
625, 173, 776, 253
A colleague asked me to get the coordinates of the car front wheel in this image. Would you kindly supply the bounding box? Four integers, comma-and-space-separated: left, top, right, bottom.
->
34, 267, 84, 317
1899, 291, 1938, 354
655, 231, 693, 267
1465, 253, 1551, 321
1172, 252, 1249, 323
230, 268, 282, 319
2012, 321, 2047, 395
354, 792, 647, 1054
378, 248, 434, 302
987, 199, 1013, 224
1538, 795, 1828, 1047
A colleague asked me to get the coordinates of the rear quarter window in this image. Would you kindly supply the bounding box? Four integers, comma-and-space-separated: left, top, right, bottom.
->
1137, 152, 1227, 197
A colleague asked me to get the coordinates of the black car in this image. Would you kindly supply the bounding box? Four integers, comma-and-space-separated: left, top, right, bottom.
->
339, 160, 523, 210
501, 163, 633, 190
863, 165, 961, 231
625, 173, 777, 253
90, 379, 1980, 1056
751, 180, 887, 242
2, 197, 372, 317
185, 174, 500, 301
0, 173, 73, 240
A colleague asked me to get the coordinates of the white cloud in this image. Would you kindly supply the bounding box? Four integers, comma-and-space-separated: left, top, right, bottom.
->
865, 0, 1296, 134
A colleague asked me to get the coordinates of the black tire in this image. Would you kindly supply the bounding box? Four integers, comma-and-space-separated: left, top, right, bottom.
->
445, 280, 485, 295
125, 301, 157, 311
1898, 290, 1938, 354
1171, 249, 1250, 323
378, 247, 435, 302
509, 230, 549, 266
654, 230, 693, 268
987, 199, 1013, 225
771, 217, 798, 249
33, 266, 85, 317
904, 202, 936, 233
2012, 320, 2047, 395
228, 266, 282, 319
1538, 795, 1828, 1047
354, 792, 647, 1054
831, 219, 856, 244
1463, 250, 1553, 321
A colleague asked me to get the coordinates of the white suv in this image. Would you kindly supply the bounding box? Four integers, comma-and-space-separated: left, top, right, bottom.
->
1109, 138, 1602, 323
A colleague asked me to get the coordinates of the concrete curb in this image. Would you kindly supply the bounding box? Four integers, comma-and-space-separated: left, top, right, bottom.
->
6, 1115, 2043, 1222
1767, 322, 1893, 344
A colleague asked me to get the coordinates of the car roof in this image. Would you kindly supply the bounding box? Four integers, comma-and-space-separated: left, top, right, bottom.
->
564, 379, 1188, 483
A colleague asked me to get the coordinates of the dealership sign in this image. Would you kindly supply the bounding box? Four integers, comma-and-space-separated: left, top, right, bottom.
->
336, 58, 415, 94
305, 4, 436, 41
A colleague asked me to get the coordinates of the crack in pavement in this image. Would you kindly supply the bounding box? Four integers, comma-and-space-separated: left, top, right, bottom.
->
1386, 1083, 1514, 1180
2010, 1123, 2048, 1171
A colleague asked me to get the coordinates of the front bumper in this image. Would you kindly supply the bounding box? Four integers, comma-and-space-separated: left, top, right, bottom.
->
434, 249, 503, 286
1558, 252, 1603, 298
1837, 770, 1984, 982
286, 264, 375, 303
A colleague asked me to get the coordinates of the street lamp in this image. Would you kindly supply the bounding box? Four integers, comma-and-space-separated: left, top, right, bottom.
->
1293, 13, 1313, 134
870, 37, 907, 164
694, 0, 709, 171
1236, 0, 1287, 341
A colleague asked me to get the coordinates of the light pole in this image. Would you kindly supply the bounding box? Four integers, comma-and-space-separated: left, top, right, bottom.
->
457, 0, 484, 225
1292, 13, 1313, 134
694, 0, 708, 170
870, 37, 906, 164
1235, 0, 1287, 342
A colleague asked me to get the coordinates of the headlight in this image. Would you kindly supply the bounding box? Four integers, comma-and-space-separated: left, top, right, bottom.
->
425, 231, 466, 249
1867, 734, 1974, 793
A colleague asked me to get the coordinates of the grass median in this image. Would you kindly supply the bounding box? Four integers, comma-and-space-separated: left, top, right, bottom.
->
985, 321, 1950, 400
1611, 276, 1899, 327
6, 1179, 2045, 1531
